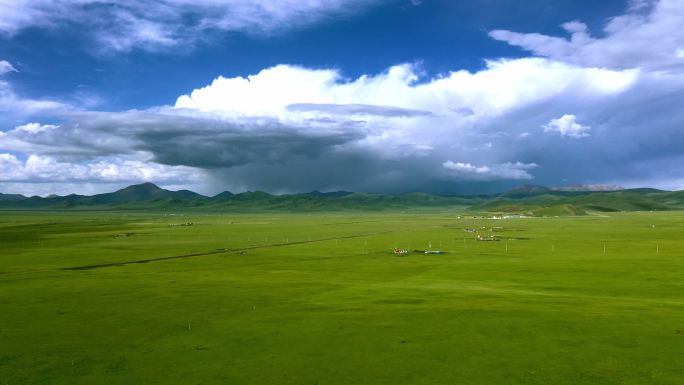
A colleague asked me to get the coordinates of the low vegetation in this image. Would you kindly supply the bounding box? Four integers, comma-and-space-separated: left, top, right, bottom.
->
2, 210, 684, 384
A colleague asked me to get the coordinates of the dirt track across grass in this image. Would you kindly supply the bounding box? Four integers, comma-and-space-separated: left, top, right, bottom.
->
62, 230, 399, 270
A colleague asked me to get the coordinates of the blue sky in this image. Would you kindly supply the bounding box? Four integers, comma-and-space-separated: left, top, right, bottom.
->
1, 0, 683, 196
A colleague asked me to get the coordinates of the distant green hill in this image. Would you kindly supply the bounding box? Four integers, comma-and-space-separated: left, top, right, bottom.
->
13, 182, 207, 209
1, 183, 682, 214
0, 193, 27, 202
468, 187, 674, 216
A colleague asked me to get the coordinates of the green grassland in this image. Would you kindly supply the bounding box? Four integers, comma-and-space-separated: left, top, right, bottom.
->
1, 210, 684, 384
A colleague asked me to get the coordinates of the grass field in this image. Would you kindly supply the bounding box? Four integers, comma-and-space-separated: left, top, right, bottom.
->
1, 210, 684, 384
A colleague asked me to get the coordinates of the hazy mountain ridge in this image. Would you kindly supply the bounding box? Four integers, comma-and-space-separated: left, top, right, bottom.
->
0, 193, 28, 202
0, 183, 682, 214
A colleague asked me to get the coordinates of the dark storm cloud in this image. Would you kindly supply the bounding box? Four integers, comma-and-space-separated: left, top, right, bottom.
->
204, 153, 522, 195
476, 72, 684, 188
5, 0, 684, 195
21, 110, 366, 168
4, 63, 684, 194
0, 108, 525, 194
138, 125, 363, 168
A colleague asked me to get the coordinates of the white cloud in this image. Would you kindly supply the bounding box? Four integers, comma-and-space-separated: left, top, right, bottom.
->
543, 114, 591, 138
627, 0, 654, 12
490, 0, 684, 71
0, 152, 202, 184
0, 0, 381, 52
443, 161, 490, 173
13, 122, 59, 133
175, 59, 637, 118
2, 3, 684, 195
4, 17, 684, 196
0, 56, 667, 194
443, 160, 538, 181
0, 60, 17, 75
561, 21, 589, 34
0, 60, 68, 116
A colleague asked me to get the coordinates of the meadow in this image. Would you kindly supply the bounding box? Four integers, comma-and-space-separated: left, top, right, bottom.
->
1, 210, 683, 384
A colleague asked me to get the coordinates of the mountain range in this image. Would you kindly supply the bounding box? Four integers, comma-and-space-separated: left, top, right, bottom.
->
1, 183, 683, 215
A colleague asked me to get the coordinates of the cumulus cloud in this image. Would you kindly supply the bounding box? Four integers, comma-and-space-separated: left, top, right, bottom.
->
443, 161, 538, 181
13, 122, 59, 134
5, 1, 684, 195
4, 111, 364, 166
0, 153, 201, 184
0, 119, 129, 158
6, 0, 684, 196
174, 61, 636, 118
490, 0, 684, 71
543, 114, 591, 138
4, 53, 682, 194
0, 0, 381, 52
